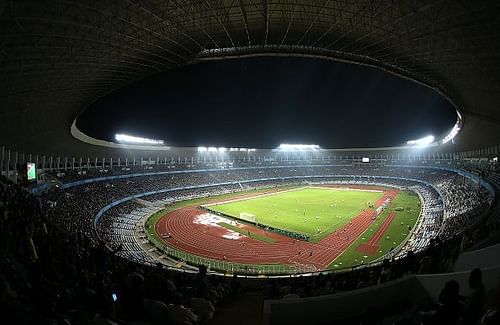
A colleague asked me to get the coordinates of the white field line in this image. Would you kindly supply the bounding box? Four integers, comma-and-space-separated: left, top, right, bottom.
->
308, 186, 384, 193
202, 186, 383, 208
201, 186, 307, 207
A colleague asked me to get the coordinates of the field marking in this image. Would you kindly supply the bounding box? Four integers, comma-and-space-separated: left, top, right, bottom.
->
308, 186, 384, 193
201, 186, 307, 207
202, 185, 381, 208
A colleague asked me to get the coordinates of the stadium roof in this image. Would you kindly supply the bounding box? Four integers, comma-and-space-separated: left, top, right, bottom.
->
1, 0, 499, 156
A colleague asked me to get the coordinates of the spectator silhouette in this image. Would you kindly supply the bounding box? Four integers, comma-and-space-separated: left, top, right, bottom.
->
463, 268, 486, 325
431, 280, 464, 325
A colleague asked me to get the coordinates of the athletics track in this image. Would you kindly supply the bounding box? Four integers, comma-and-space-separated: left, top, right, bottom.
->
155, 187, 399, 271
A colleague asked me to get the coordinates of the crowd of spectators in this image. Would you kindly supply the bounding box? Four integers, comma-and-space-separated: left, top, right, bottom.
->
45, 160, 347, 183
1, 160, 499, 323
1, 176, 235, 324
40, 163, 495, 275
436, 177, 493, 241
41, 165, 492, 258
45, 157, 488, 184
399, 184, 443, 254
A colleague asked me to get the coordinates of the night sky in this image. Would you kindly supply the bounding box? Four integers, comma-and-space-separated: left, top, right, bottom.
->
77, 57, 457, 149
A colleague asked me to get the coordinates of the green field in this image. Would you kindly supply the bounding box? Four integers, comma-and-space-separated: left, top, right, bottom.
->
207, 187, 384, 242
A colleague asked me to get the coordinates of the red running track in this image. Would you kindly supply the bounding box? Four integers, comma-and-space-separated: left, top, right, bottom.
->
368, 212, 397, 245
357, 211, 397, 255
155, 188, 399, 271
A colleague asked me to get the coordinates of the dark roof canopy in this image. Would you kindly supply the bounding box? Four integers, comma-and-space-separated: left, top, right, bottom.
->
1, 0, 499, 156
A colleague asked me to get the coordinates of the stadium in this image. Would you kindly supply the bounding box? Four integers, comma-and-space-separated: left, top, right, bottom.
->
1, 1, 500, 324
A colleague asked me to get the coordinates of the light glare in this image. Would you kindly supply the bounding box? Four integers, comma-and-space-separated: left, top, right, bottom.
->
406, 135, 435, 146
198, 146, 229, 152
278, 144, 320, 150
441, 124, 460, 144
115, 134, 164, 145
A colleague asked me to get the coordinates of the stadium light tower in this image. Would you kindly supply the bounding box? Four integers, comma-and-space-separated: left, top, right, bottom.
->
277, 144, 320, 150
441, 124, 461, 144
115, 133, 164, 145
406, 135, 435, 147
198, 146, 229, 152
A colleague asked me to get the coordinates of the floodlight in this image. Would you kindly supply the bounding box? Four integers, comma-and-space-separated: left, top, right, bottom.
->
229, 148, 239, 151
115, 134, 164, 145
441, 124, 460, 144
277, 144, 320, 150
199, 146, 227, 152
406, 135, 435, 146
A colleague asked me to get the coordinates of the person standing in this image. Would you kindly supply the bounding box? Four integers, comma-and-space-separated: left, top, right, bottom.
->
463, 268, 486, 325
